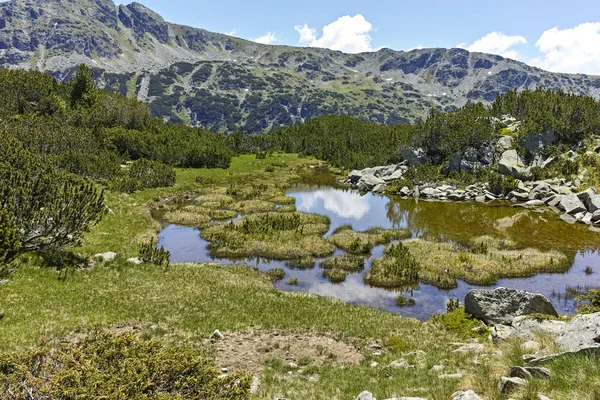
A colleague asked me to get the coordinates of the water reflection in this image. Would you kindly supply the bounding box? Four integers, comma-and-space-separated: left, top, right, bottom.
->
158, 185, 600, 320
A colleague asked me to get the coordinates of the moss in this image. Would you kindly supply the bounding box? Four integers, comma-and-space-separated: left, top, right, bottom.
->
365, 243, 419, 288
430, 307, 489, 339
321, 254, 365, 272
323, 268, 347, 283
384, 337, 409, 351
328, 225, 412, 255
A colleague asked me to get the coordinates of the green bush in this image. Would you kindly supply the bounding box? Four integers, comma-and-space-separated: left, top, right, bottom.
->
576, 288, 600, 314
488, 172, 518, 196
430, 307, 488, 338
0, 331, 250, 399
0, 209, 20, 278
113, 159, 176, 193
139, 237, 171, 270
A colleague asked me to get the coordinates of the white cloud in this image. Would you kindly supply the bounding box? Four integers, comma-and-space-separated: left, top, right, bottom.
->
294, 24, 317, 46
253, 32, 277, 45
530, 22, 600, 75
294, 14, 373, 53
458, 31, 527, 60
226, 29, 240, 37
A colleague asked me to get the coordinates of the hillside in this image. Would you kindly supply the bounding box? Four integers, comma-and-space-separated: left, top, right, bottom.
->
1, 0, 600, 132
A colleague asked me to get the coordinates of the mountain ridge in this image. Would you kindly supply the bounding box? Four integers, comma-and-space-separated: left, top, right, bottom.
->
1, 0, 599, 132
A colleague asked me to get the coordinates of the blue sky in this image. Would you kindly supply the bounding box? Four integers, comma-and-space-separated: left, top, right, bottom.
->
117, 0, 600, 74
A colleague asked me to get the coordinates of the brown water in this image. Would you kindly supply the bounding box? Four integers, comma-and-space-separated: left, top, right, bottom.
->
158, 185, 600, 320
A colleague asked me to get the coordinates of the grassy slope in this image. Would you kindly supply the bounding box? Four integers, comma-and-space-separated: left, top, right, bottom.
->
1, 153, 599, 399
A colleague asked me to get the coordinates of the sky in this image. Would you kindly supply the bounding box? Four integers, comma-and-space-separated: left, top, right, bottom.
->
114, 0, 600, 75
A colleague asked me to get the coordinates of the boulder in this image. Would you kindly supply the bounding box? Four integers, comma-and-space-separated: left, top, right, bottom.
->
355, 391, 376, 400
421, 187, 441, 198
559, 193, 587, 215
348, 170, 365, 184
521, 129, 555, 156
464, 288, 558, 325
452, 390, 482, 400
403, 148, 430, 166
498, 377, 526, 394
499, 150, 531, 180
577, 188, 600, 212
358, 175, 385, 192
560, 214, 578, 224
382, 169, 405, 182
444, 152, 463, 173
592, 210, 600, 222
497, 136, 514, 152
555, 312, 600, 352
511, 316, 566, 339
510, 366, 550, 379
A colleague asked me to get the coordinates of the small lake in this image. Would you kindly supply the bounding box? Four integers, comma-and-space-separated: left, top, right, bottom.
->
158, 185, 600, 320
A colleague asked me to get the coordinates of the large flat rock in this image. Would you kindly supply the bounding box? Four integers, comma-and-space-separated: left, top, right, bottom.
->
465, 287, 558, 325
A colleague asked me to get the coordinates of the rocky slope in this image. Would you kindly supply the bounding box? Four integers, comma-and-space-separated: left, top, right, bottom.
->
2, 0, 600, 132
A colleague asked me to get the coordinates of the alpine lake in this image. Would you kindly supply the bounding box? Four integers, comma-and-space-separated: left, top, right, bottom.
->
157, 183, 600, 320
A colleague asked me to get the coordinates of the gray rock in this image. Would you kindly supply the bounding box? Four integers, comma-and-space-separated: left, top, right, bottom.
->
522, 341, 542, 352
509, 366, 532, 379
439, 373, 463, 379
560, 213, 577, 224
452, 390, 482, 400
497, 136, 514, 152
94, 252, 116, 261
465, 288, 558, 325
499, 150, 531, 180
358, 175, 385, 192
388, 359, 414, 369
348, 170, 365, 184
211, 329, 224, 340
452, 343, 484, 354
384, 398, 427, 400
524, 200, 545, 207
559, 193, 587, 215
372, 184, 387, 193
555, 312, 600, 352
490, 324, 516, 342
382, 169, 405, 182
429, 365, 444, 373
529, 346, 600, 365
498, 377, 527, 394
444, 152, 463, 173
355, 391, 376, 400
538, 394, 552, 400
511, 316, 567, 339
578, 188, 600, 212
403, 148, 430, 166
509, 191, 531, 202
522, 129, 555, 156
399, 186, 412, 197
421, 187, 442, 198
580, 213, 594, 225
592, 210, 600, 222
127, 257, 142, 265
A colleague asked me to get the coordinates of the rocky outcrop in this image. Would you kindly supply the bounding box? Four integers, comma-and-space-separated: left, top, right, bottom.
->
465, 288, 558, 325
498, 150, 531, 180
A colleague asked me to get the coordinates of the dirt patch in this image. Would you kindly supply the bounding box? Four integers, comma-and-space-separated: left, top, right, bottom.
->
212, 330, 362, 375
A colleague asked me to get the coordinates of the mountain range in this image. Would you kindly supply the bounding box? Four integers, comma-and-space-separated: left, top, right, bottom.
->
1, 0, 599, 133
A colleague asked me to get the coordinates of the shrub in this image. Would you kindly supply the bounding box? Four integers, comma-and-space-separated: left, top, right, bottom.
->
265, 165, 275, 172
431, 307, 488, 338
139, 237, 170, 270
0, 209, 20, 278
266, 268, 285, 281
395, 295, 416, 307
365, 243, 420, 288
0, 331, 250, 398
385, 337, 409, 351
113, 159, 176, 193
576, 288, 600, 314
488, 172, 518, 196
0, 139, 105, 252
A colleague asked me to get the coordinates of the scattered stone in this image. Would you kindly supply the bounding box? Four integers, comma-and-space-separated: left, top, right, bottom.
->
250, 376, 260, 394
370, 361, 378, 368
288, 362, 298, 369
498, 377, 527, 394
538, 394, 552, 400
371, 343, 383, 350
429, 365, 444, 373
490, 324, 515, 342
439, 373, 463, 379
94, 252, 116, 262
522, 341, 542, 352
560, 213, 577, 224
211, 329, 224, 340
509, 366, 532, 379
220, 367, 228, 373
465, 288, 558, 325
529, 346, 600, 365
452, 390, 482, 400
403, 350, 426, 357
354, 391, 376, 400
358, 175, 386, 192
524, 199, 545, 207
127, 257, 142, 265
453, 343, 484, 354
388, 359, 414, 369
559, 193, 587, 215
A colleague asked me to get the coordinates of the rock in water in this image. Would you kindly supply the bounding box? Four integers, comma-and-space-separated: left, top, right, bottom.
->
464, 288, 558, 325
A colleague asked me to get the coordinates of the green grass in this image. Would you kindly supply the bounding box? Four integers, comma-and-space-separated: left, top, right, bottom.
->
328, 226, 412, 255
321, 254, 365, 272
322, 268, 347, 283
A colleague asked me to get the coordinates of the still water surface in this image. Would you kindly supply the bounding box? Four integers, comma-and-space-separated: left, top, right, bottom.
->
158, 185, 600, 320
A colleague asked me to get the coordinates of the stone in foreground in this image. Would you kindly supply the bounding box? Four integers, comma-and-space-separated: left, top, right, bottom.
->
465, 287, 558, 325
355, 391, 376, 400
498, 376, 526, 394
452, 390, 482, 400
